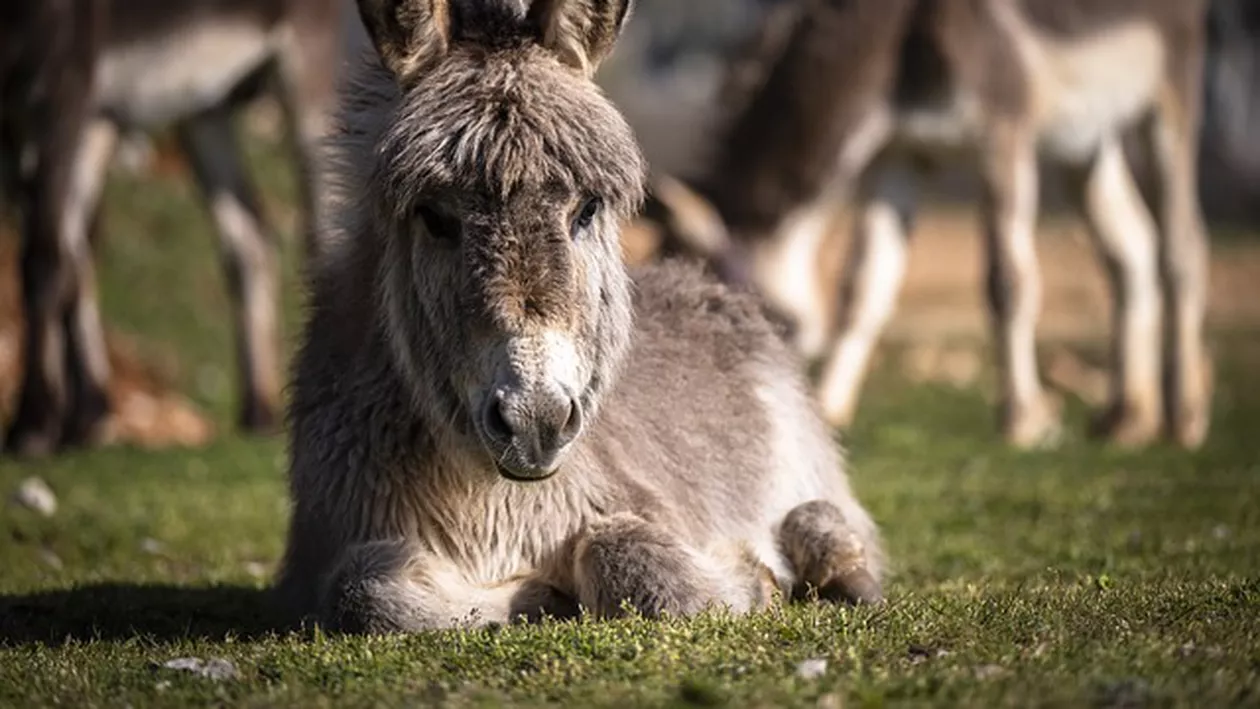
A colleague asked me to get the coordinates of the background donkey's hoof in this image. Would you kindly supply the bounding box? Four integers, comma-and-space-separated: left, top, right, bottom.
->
3, 422, 61, 459
238, 401, 281, 436
1090, 403, 1161, 449
1002, 395, 1064, 450
1169, 408, 1210, 450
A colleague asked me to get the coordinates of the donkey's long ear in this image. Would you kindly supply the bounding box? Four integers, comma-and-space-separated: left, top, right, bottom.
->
528, 0, 634, 77
356, 0, 453, 87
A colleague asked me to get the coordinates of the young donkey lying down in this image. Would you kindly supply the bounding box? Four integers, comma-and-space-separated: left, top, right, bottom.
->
654, 0, 1213, 449
277, 0, 884, 631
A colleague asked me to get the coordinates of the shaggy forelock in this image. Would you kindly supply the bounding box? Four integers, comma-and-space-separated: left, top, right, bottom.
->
375, 44, 647, 216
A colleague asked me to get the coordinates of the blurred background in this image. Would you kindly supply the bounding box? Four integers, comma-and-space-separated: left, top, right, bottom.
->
2, 0, 1259, 446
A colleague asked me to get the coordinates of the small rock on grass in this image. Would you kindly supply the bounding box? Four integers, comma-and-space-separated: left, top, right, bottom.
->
796, 658, 828, 680
38, 548, 64, 570
11, 477, 57, 517
161, 657, 239, 681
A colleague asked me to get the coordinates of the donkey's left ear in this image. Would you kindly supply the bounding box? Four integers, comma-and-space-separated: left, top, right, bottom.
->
528, 0, 634, 77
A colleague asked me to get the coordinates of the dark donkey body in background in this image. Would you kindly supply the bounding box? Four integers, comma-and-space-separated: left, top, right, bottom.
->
0, 0, 342, 456
651, 0, 1214, 450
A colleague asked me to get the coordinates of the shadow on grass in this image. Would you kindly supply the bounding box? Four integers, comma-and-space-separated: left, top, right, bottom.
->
0, 584, 282, 646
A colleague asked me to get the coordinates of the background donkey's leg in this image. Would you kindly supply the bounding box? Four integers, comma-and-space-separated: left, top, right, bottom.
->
980, 123, 1060, 448
274, 3, 340, 263
751, 108, 894, 361
817, 158, 918, 429
60, 119, 118, 447
1150, 53, 1213, 449
6, 101, 102, 456
177, 108, 281, 433
1066, 136, 1163, 447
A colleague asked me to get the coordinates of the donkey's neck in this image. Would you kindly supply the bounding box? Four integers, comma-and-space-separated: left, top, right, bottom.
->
394, 444, 615, 584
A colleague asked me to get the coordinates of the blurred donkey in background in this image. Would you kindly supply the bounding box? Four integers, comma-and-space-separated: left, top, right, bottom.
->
0, 0, 345, 456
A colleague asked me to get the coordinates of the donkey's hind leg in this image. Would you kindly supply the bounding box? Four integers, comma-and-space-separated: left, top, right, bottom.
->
569, 513, 777, 619
273, 8, 339, 262
779, 500, 883, 606
61, 120, 119, 448
980, 124, 1061, 448
1149, 63, 1212, 449
817, 158, 918, 429
1066, 136, 1162, 446
177, 108, 282, 433
6, 114, 115, 455
320, 540, 577, 634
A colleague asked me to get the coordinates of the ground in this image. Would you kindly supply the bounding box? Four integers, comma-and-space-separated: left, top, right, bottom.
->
2, 122, 1259, 707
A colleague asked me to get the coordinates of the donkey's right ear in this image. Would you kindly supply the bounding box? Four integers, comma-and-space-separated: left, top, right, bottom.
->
356, 0, 453, 87
529, 0, 634, 77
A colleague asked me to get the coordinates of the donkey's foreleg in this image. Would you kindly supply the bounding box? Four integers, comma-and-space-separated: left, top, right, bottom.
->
1150, 73, 1212, 449
60, 120, 119, 447
1068, 136, 1162, 446
274, 11, 338, 263
320, 540, 576, 634
177, 109, 281, 433
6, 112, 113, 455
779, 500, 882, 605
566, 513, 778, 619
980, 124, 1060, 448
817, 160, 917, 429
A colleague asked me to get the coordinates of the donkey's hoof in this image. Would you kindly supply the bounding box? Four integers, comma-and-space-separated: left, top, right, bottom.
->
62, 411, 119, 450
1169, 407, 1210, 450
3, 427, 60, 459
1002, 396, 1063, 449
239, 402, 281, 436
1166, 358, 1213, 450
820, 568, 883, 606
817, 387, 857, 431
1090, 404, 1160, 449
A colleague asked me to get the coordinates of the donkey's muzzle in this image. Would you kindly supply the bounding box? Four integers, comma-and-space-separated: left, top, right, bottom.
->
479, 386, 583, 481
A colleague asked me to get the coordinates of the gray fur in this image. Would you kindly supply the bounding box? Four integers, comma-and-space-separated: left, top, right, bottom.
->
278, 0, 884, 632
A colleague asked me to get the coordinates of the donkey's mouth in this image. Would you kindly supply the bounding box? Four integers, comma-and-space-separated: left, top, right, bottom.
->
493, 459, 559, 483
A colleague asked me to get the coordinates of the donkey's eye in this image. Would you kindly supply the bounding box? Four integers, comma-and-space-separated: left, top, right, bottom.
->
571, 196, 602, 239
415, 204, 461, 245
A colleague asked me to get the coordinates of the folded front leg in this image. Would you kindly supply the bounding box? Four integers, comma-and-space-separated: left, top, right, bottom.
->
779, 500, 883, 605
568, 513, 778, 619
318, 540, 576, 633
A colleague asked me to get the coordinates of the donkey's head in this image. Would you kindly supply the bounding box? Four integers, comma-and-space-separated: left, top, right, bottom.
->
357, 0, 645, 481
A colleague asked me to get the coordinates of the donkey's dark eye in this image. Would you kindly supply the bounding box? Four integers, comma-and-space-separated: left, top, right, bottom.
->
571, 196, 602, 239
415, 204, 461, 245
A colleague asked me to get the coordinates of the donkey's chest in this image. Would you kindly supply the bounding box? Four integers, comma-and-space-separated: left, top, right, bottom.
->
410, 477, 606, 586
95, 22, 277, 128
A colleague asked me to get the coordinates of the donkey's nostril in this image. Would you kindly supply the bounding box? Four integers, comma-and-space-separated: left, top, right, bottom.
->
558, 397, 583, 446
484, 395, 514, 443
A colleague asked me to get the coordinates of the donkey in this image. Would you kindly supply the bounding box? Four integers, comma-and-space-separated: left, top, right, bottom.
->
276, 0, 884, 632
0, 0, 342, 456
650, 0, 1214, 450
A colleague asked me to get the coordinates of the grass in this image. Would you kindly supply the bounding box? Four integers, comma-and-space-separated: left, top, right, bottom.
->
2, 123, 1259, 707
